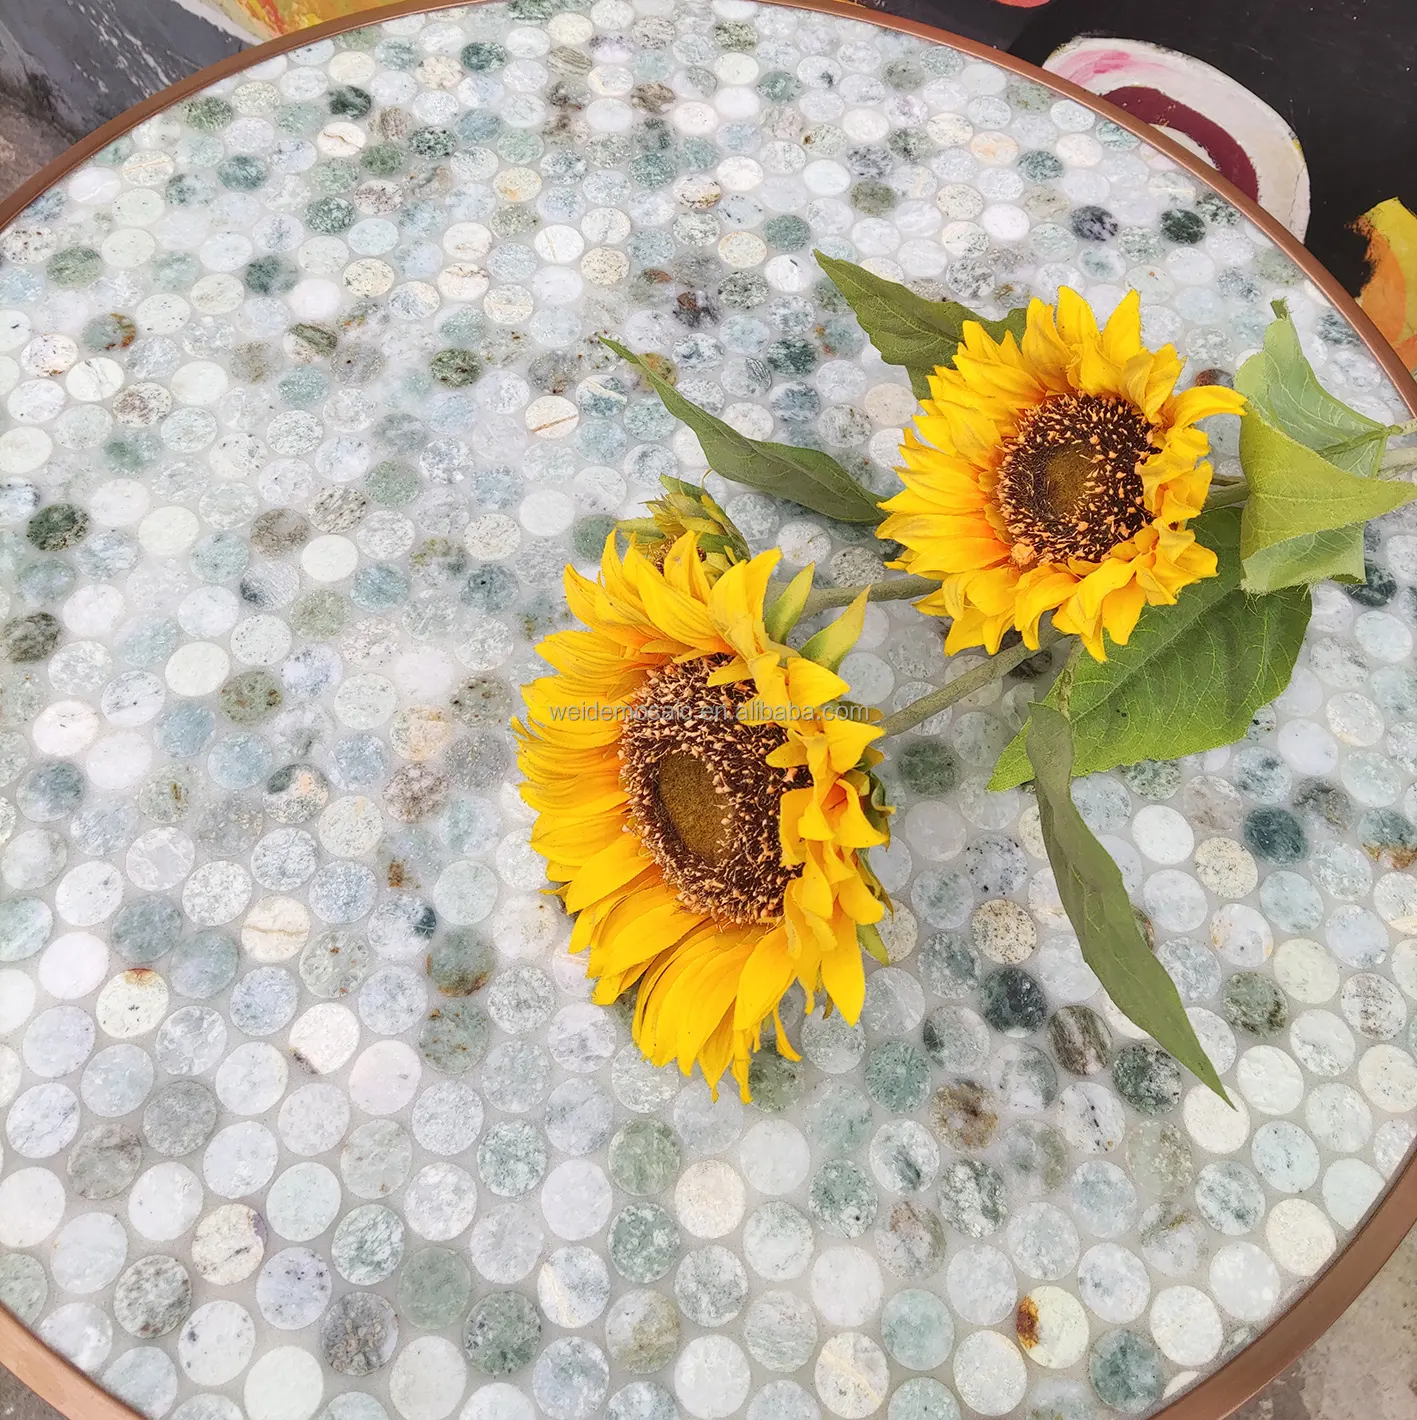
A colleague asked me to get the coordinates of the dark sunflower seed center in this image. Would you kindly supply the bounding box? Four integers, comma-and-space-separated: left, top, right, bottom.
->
995, 392, 1156, 567
655, 752, 730, 865
619, 655, 803, 924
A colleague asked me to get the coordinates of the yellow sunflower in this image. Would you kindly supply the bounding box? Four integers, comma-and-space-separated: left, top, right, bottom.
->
879, 287, 1246, 659
516, 533, 890, 1098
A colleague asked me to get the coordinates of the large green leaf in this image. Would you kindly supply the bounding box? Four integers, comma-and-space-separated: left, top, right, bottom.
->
1233, 306, 1411, 592
1238, 527, 1367, 595
990, 509, 1311, 788
814, 252, 1028, 398
602, 339, 883, 524
1235, 308, 1390, 475
1238, 409, 1417, 584
1026, 704, 1230, 1102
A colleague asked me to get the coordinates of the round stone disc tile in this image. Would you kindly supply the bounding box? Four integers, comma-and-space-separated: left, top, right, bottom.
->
397, 1248, 472, 1331
143, 1080, 218, 1157
113, 1255, 192, 1338
256, 1247, 332, 1330
67, 1123, 143, 1200
244, 1346, 324, 1420
464, 1291, 542, 1377
178, 1300, 256, 1386
389, 1336, 467, 1420
192, 1204, 267, 1284
320, 1291, 399, 1376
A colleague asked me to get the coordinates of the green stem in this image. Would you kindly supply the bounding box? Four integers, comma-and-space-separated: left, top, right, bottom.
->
790, 573, 939, 620
1321, 416, 1417, 461
879, 627, 1067, 737
1319, 428, 1391, 460
1204, 479, 1250, 509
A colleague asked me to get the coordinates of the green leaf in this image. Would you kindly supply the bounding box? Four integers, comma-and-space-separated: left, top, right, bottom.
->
814, 252, 1028, 396
863, 768, 893, 839
602, 339, 882, 524
858, 922, 889, 966
1233, 305, 1411, 593
1236, 306, 1390, 475
990, 509, 1311, 789
765, 565, 815, 643
1026, 703, 1230, 1102
1238, 527, 1367, 595
1238, 409, 1417, 585
799, 590, 868, 672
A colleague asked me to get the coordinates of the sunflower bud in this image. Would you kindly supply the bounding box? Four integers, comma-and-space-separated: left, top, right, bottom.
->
618, 476, 750, 575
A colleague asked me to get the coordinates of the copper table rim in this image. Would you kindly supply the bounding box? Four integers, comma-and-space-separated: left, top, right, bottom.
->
0, 3, 1414, 1419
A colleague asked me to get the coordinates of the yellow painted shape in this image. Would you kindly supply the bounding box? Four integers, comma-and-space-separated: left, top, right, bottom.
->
204, 0, 383, 39
1356, 198, 1417, 375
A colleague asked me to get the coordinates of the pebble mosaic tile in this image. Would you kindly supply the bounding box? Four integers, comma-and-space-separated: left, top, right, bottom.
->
0, 4, 1415, 1420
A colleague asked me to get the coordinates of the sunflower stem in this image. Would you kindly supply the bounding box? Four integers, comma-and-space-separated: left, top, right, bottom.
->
789, 574, 939, 620
1320, 417, 1417, 462
1204, 480, 1250, 509
878, 627, 1068, 738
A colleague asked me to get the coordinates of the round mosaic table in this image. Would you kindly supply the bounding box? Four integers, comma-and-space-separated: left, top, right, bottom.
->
1, 5, 1416, 1420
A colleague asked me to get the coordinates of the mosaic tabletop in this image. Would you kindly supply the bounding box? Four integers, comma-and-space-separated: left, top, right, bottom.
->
2, 4, 1417, 1420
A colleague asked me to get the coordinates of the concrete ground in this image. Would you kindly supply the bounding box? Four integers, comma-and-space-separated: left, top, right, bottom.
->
1, 69, 1417, 1420
0, 92, 69, 200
